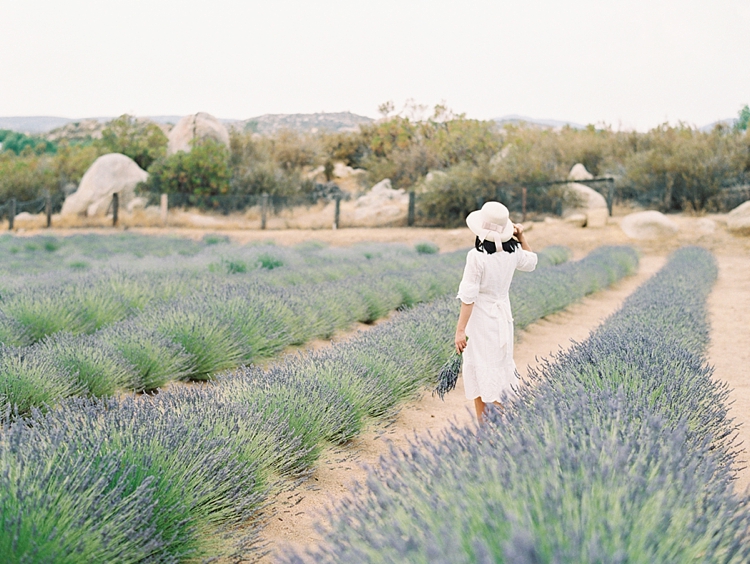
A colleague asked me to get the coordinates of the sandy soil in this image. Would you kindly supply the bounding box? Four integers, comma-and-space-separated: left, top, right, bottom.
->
707, 255, 750, 495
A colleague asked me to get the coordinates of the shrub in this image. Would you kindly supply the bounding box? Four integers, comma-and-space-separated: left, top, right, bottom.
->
97, 322, 195, 391
9, 396, 266, 561
0, 346, 81, 415
258, 252, 284, 270
0, 286, 88, 342
35, 333, 135, 396
137, 299, 247, 380
0, 312, 31, 347
415, 241, 439, 254
143, 138, 232, 201
96, 114, 168, 170
203, 233, 230, 245
0, 422, 163, 563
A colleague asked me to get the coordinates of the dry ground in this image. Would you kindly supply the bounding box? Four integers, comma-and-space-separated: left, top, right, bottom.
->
13, 212, 750, 561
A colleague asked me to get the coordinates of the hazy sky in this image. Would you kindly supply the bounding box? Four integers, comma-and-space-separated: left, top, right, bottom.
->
1, 0, 748, 130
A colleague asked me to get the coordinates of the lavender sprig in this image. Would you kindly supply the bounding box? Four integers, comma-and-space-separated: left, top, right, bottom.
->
434, 339, 466, 400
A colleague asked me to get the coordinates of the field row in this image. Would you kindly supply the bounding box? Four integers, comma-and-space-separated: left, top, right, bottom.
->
0, 244, 571, 415
0, 245, 638, 562
1, 239, 567, 344
289, 247, 750, 563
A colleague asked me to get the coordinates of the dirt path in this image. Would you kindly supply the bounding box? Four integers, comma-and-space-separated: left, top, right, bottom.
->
257, 255, 666, 561
707, 253, 750, 494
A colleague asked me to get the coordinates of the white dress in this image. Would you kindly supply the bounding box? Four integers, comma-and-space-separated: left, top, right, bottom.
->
456, 247, 538, 403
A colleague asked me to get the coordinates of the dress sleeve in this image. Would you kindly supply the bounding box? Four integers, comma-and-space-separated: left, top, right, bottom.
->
515, 249, 538, 272
456, 250, 484, 304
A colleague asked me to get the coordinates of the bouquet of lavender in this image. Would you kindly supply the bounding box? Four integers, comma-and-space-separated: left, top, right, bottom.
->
433, 339, 466, 400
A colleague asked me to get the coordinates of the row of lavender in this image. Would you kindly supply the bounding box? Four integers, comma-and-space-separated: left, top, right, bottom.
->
0, 246, 638, 562
287, 247, 750, 564
0, 245, 572, 415
0, 243, 470, 345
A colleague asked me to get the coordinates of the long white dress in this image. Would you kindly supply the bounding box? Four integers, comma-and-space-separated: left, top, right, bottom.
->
456, 246, 538, 403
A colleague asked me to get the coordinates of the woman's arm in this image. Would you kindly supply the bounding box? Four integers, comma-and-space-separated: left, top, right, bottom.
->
455, 301, 474, 353
514, 223, 532, 251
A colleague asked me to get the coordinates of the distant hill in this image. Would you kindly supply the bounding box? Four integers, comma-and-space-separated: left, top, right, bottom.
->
0, 111, 373, 136
235, 112, 373, 134
699, 118, 737, 132
5, 112, 735, 137
494, 114, 587, 129
0, 116, 97, 134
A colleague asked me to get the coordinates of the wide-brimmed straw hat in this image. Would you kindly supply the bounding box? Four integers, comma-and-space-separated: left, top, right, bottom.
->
466, 201, 514, 243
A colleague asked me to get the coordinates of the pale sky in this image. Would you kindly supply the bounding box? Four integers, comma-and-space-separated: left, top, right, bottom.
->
1, 0, 748, 130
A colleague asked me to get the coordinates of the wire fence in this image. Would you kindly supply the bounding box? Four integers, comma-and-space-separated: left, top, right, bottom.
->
0, 178, 615, 231
2, 176, 743, 231
0, 194, 65, 229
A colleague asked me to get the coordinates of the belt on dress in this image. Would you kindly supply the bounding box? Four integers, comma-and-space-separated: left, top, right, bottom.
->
489, 298, 514, 359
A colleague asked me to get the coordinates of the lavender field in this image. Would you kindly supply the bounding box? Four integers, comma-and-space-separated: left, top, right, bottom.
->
0, 232, 641, 562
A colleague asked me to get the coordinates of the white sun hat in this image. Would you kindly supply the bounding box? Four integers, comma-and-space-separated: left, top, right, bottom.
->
466, 201, 514, 243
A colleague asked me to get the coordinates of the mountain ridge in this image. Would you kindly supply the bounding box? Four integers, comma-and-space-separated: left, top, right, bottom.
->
0, 113, 737, 136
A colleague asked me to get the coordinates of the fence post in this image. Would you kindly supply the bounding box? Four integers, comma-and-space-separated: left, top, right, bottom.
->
407, 191, 415, 226
8, 199, 16, 230
160, 193, 168, 226
606, 180, 614, 216
261, 193, 268, 230
333, 194, 341, 230
45, 194, 52, 228
521, 187, 527, 222
112, 193, 119, 227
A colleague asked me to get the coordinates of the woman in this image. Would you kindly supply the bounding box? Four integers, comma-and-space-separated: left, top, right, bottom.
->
454, 201, 537, 423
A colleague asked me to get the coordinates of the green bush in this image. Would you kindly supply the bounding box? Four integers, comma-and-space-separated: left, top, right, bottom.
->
415, 241, 439, 254
97, 114, 167, 170
0, 130, 56, 155
98, 323, 195, 391
0, 346, 81, 414
143, 138, 231, 199
35, 333, 135, 396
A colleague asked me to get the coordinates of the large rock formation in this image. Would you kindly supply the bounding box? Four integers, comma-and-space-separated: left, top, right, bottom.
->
167, 112, 230, 155
563, 163, 609, 227
569, 163, 594, 181
354, 179, 409, 224
61, 153, 148, 217
727, 201, 750, 235
620, 211, 679, 239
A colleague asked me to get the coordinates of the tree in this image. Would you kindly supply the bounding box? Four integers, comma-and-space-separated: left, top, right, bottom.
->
0, 152, 57, 201
0, 130, 56, 155
144, 139, 231, 197
622, 124, 742, 212
735, 104, 750, 132
52, 141, 105, 187
98, 115, 168, 170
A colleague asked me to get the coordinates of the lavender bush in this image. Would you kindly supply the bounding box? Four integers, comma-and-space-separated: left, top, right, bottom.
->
0, 346, 81, 415
97, 322, 195, 391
